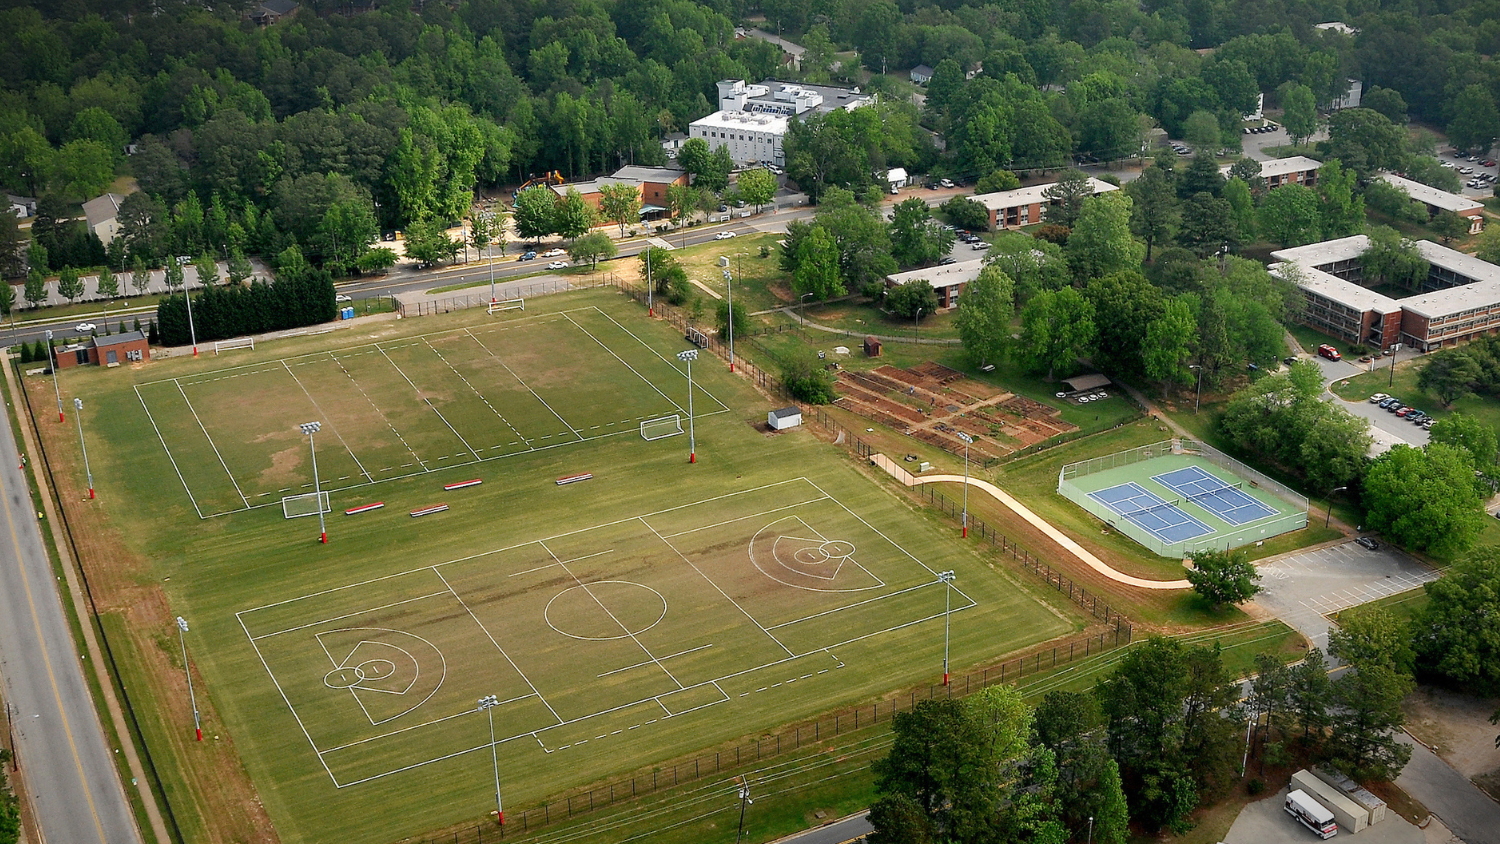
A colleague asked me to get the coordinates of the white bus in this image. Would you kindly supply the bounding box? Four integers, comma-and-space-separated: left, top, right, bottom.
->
1286, 789, 1338, 839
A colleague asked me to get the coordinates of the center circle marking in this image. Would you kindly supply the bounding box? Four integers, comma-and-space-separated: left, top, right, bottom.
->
544, 580, 668, 641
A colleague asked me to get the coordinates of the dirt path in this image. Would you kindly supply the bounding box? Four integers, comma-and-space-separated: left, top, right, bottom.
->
868, 453, 1191, 590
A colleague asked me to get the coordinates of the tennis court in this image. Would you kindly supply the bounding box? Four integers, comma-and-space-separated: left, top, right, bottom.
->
1150, 466, 1278, 526
1086, 482, 1215, 544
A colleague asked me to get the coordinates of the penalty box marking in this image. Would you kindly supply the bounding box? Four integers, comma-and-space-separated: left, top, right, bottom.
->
238, 478, 960, 786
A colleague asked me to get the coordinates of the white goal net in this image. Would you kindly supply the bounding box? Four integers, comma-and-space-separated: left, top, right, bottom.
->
282, 491, 330, 519
488, 297, 524, 314
641, 414, 683, 441
214, 337, 254, 354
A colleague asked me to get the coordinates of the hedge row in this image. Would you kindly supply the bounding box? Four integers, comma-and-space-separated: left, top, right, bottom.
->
156, 272, 335, 346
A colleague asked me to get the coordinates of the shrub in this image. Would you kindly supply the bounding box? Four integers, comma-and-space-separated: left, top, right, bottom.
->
780, 349, 837, 404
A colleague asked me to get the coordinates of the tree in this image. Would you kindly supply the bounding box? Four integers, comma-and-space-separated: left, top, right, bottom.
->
1085, 271, 1163, 376
1323, 109, 1406, 178
55, 267, 84, 304
1177, 192, 1237, 257
1289, 647, 1332, 742
940, 196, 990, 232
355, 248, 397, 276
469, 212, 498, 262
1427, 412, 1498, 468
194, 254, 219, 288
955, 266, 1015, 368
1316, 161, 1365, 240
976, 170, 1020, 194
779, 347, 837, 404
1299, 409, 1372, 493
1186, 549, 1261, 609
130, 258, 150, 297
1363, 87, 1408, 125
95, 267, 118, 299
0, 277, 14, 325
1431, 211, 1471, 244
1127, 165, 1177, 262
513, 188, 557, 242
1327, 665, 1414, 781
1143, 297, 1197, 397
1281, 84, 1317, 146
227, 251, 255, 285
567, 231, 616, 270
1182, 110, 1221, 152
1258, 183, 1322, 246
0, 211, 22, 279
52, 139, 115, 200
1178, 152, 1225, 199
666, 183, 699, 225
888, 199, 953, 268
715, 298, 748, 339
597, 182, 641, 236
792, 226, 844, 300
1363, 443, 1486, 558
887, 280, 938, 320
1447, 84, 1500, 154
676, 138, 718, 190
403, 218, 462, 268
1018, 287, 1095, 379
1042, 170, 1094, 227
1067, 193, 1142, 281
1414, 547, 1500, 695
554, 188, 597, 239
1418, 349, 1482, 406
737, 168, 777, 214
1329, 609, 1415, 674
23, 269, 45, 309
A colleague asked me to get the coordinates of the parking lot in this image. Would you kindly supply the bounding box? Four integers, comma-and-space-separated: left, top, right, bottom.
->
1223, 787, 1423, 844
1443, 148, 1498, 197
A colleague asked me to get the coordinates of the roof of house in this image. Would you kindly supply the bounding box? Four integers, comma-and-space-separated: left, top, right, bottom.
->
886, 259, 986, 290
92, 330, 147, 348
1376, 173, 1483, 215
1272, 234, 1500, 321
1270, 234, 1370, 267
1062, 373, 1111, 392
1270, 262, 1401, 314
1222, 155, 1323, 179
886, 167, 909, 183
771, 406, 801, 419
971, 178, 1118, 211
81, 192, 127, 229
612, 165, 686, 183
911, 65, 935, 76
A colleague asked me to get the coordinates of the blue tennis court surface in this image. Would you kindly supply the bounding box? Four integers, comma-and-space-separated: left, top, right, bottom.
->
1087, 482, 1214, 544
1151, 466, 1278, 526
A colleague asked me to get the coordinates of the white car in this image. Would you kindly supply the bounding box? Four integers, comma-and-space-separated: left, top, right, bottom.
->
335, 294, 352, 302
714, 231, 736, 240
1368, 392, 1389, 403
75, 322, 96, 333
541, 248, 566, 257
971, 241, 990, 250
546, 261, 568, 269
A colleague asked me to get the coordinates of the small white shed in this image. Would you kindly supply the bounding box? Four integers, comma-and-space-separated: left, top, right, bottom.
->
886, 167, 910, 189
768, 406, 802, 430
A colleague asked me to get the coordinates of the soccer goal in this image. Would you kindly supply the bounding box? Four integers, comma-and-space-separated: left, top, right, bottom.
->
641, 414, 684, 441
282, 491, 330, 519
488, 297, 524, 314
214, 337, 255, 355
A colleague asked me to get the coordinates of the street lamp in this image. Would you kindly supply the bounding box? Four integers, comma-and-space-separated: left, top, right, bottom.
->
45, 329, 62, 422
800, 292, 813, 327
1087, 816, 1094, 844
956, 432, 972, 538
176, 617, 201, 741
1325, 486, 1348, 528
184, 268, 199, 356
734, 777, 753, 844
1189, 364, 1204, 413
914, 307, 923, 343
298, 421, 326, 544
477, 695, 504, 825
938, 571, 956, 685
646, 247, 654, 316
73, 398, 92, 499
677, 350, 698, 463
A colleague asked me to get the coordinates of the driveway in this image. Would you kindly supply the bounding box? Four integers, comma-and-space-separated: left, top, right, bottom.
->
1294, 350, 1432, 451
1397, 733, 1500, 844
1251, 541, 1440, 653
1223, 786, 1423, 844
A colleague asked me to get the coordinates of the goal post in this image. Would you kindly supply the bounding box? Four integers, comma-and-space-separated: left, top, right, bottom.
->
488, 297, 524, 315
214, 337, 254, 355
641, 414, 683, 441
282, 491, 330, 519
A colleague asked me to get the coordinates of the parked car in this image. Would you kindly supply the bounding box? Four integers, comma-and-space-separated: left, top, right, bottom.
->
714, 230, 736, 240
1423, 418, 1436, 429
939, 178, 954, 188
1409, 412, 1428, 423
1387, 402, 1405, 413
546, 261, 568, 269
1284, 356, 1298, 365
1368, 393, 1389, 403
1317, 343, 1342, 361
1396, 407, 1414, 417
1378, 397, 1399, 408
938, 256, 957, 265
1484, 159, 1497, 167
1356, 536, 1380, 550
971, 242, 990, 250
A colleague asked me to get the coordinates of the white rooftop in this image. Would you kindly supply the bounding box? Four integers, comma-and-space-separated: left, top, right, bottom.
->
611, 165, 686, 183
1270, 234, 1370, 267
1270, 262, 1400, 313
886, 259, 986, 290
971, 178, 1117, 211
1401, 240, 1500, 317
1377, 173, 1482, 215
690, 110, 790, 133
1222, 156, 1322, 179
1315, 21, 1358, 34
1274, 234, 1500, 321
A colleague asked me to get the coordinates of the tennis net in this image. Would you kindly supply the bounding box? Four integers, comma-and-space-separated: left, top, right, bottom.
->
1184, 482, 1242, 505
1115, 498, 1182, 520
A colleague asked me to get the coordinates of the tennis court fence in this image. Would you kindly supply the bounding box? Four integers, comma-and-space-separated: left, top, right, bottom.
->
1057, 438, 1310, 558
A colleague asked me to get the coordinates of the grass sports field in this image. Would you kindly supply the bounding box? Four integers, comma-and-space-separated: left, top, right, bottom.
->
34, 289, 1076, 844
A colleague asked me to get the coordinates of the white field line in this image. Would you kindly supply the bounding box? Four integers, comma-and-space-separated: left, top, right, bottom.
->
250, 590, 453, 640
327, 348, 428, 472
593, 308, 730, 413
175, 379, 249, 508
374, 343, 482, 462
133, 385, 203, 519
461, 327, 583, 442
563, 312, 684, 415
421, 337, 532, 450
282, 358, 373, 483
236, 611, 339, 784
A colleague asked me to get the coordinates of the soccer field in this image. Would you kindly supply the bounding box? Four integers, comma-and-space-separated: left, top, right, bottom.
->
134, 306, 726, 517
28, 291, 1076, 844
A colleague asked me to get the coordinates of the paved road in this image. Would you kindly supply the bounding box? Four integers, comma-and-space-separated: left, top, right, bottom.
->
1223, 786, 1422, 844
0, 413, 140, 843
772, 810, 871, 844
1397, 733, 1500, 844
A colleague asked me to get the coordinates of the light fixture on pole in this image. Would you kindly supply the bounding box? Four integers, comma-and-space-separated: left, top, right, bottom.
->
1189, 364, 1203, 413
1087, 815, 1094, 844
298, 421, 326, 543
1325, 485, 1347, 528
956, 431, 972, 538
73, 398, 92, 499
938, 570, 955, 685
800, 292, 813, 327
45, 329, 62, 422
184, 271, 199, 356
914, 307, 923, 343
677, 350, 698, 463
646, 247, 654, 316
176, 617, 201, 741
734, 777, 753, 844
721, 264, 736, 372
477, 695, 504, 824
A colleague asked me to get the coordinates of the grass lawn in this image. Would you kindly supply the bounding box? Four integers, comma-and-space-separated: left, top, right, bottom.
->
663, 231, 793, 317
30, 288, 1083, 844
798, 299, 963, 340
1287, 321, 1354, 356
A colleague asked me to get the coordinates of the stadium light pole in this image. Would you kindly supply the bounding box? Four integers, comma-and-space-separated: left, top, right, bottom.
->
477, 695, 504, 824
176, 617, 201, 741
298, 421, 326, 543
721, 264, 736, 372
734, 777, 753, 844
45, 329, 62, 422
184, 268, 198, 356
73, 398, 92, 499
646, 247, 654, 316
678, 349, 697, 463
1325, 485, 1347, 528
956, 432, 972, 537
1190, 364, 1203, 413
938, 570, 956, 685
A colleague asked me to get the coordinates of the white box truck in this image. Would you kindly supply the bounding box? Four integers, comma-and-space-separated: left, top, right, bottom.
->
1286, 789, 1338, 839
